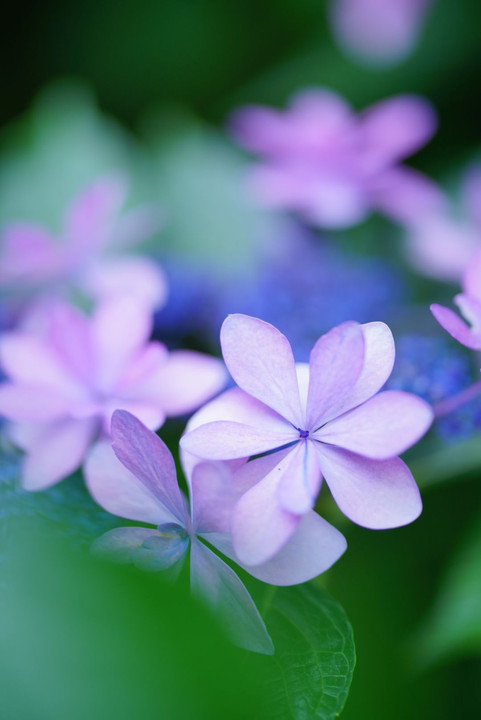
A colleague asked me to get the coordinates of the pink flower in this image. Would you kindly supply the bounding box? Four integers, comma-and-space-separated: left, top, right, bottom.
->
0, 298, 226, 490
180, 314, 433, 566
0, 175, 166, 316
406, 165, 481, 282
431, 250, 481, 351
230, 89, 441, 229
85, 409, 274, 654
329, 0, 433, 67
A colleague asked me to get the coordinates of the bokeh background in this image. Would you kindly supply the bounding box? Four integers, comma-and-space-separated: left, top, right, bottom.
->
2, 0, 481, 718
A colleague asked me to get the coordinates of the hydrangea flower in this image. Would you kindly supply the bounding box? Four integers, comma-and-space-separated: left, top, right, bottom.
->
85, 410, 275, 654
230, 89, 441, 229
329, 0, 433, 67
181, 315, 433, 566
0, 298, 226, 490
405, 165, 481, 282
431, 250, 481, 351
0, 175, 166, 319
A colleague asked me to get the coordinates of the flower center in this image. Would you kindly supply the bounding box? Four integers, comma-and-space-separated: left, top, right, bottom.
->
297, 428, 309, 439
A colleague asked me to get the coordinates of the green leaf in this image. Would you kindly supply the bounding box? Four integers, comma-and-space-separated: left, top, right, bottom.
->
414, 515, 481, 667
259, 583, 356, 720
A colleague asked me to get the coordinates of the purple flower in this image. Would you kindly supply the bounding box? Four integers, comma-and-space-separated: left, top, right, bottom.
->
84, 410, 275, 654
181, 315, 433, 566
329, 0, 433, 66
0, 176, 166, 317
0, 298, 226, 490
431, 250, 481, 351
230, 89, 441, 229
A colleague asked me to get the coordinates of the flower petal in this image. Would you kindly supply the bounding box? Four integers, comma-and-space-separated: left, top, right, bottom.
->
220, 314, 303, 426
190, 540, 274, 655
92, 525, 189, 572
306, 321, 365, 429
21, 417, 98, 491
85, 441, 178, 525
315, 390, 433, 459
180, 420, 297, 460
463, 250, 481, 303
315, 444, 422, 529
0, 384, 72, 422
111, 409, 186, 523
431, 302, 481, 350
46, 303, 96, 385
231, 448, 302, 565
190, 460, 250, 533
82, 256, 168, 310
277, 440, 322, 514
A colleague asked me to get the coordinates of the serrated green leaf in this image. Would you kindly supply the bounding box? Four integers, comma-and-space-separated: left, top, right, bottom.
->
259, 583, 356, 720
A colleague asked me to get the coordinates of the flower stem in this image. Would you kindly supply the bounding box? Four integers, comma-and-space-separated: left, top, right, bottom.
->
433, 378, 481, 418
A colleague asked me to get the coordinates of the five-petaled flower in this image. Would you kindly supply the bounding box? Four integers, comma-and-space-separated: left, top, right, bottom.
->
181, 314, 433, 566
0, 298, 226, 490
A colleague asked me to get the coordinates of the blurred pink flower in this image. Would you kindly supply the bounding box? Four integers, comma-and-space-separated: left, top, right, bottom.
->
230, 89, 441, 229
85, 409, 274, 654
330, 0, 433, 66
406, 165, 481, 282
181, 314, 432, 566
0, 298, 226, 490
431, 250, 481, 351
0, 175, 167, 316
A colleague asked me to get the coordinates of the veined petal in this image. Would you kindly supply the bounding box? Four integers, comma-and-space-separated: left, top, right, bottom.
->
231, 448, 302, 566
220, 314, 303, 427
190, 460, 250, 533
315, 444, 422, 529
278, 440, 322, 514
190, 540, 274, 655
180, 420, 296, 460
431, 302, 481, 350
92, 525, 189, 572
315, 390, 433, 459
306, 321, 365, 429
111, 410, 186, 524
85, 441, 179, 525
21, 417, 98, 491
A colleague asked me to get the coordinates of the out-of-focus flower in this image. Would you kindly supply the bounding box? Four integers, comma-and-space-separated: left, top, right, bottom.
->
230, 89, 441, 229
0, 298, 226, 491
406, 165, 481, 282
85, 409, 274, 655
329, 0, 433, 67
0, 175, 166, 320
181, 315, 432, 566
431, 250, 481, 351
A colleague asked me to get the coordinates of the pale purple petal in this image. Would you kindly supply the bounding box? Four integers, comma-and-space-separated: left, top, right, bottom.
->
114, 342, 169, 391
190, 540, 274, 655
231, 448, 302, 565
0, 384, 72, 422
431, 302, 481, 350
359, 95, 437, 164
461, 164, 481, 229
315, 390, 433, 459
21, 417, 98, 491
180, 420, 297, 460
462, 250, 481, 303
220, 314, 303, 427
101, 400, 165, 434
306, 321, 365, 429
92, 525, 189, 572
111, 409, 186, 523
315, 444, 423, 528
277, 440, 322, 514
82, 256, 168, 310
190, 460, 250, 533
0, 223, 62, 284
135, 350, 227, 417
302, 174, 369, 229
92, 296, 153, 391
85, 441, 178, 525
371, 167, 446, 227
46, 303, 96, 384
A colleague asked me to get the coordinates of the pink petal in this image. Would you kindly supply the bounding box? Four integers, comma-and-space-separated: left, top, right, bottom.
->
180, 420, 296, 460
85, 441, 178, 525
315, 444, 423, 528
0, 223, 62, 284
303, 174, 369, 229
136, 350, 227, 417
114, 342, 169, 391
431, 302, 481, 350
360, 95, 437, 164
111, 409, 186, 523
46, 303, 96, 384
231, 448, 302, 565
315, 390, 433, 459
0, 384, 72, 422
220, 314, 303, 427
190, 541, 274, 655
92, 296, 153, 391
277, 440, 322, 514
21, 417, 98, 491
306, 321, 365, 429
82, 256, 168, 310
